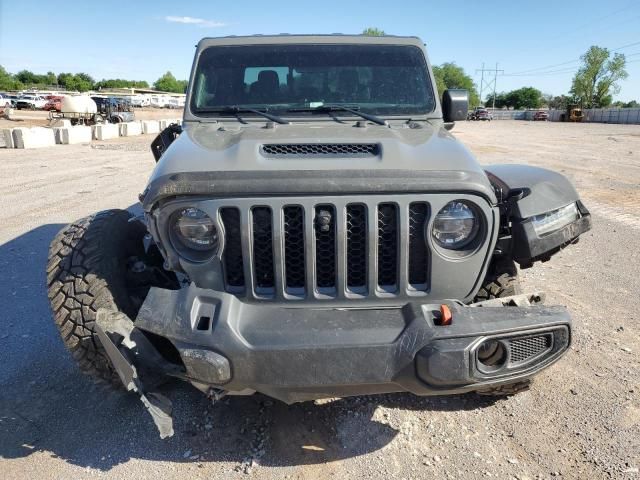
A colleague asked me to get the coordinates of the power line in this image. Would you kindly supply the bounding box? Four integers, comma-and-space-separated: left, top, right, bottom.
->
505, 40, 640, 76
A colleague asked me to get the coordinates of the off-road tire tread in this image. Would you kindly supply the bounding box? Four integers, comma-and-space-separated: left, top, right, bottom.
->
474, 258, 522, 302
47, 209, 144, 389
476, 380, 531, 397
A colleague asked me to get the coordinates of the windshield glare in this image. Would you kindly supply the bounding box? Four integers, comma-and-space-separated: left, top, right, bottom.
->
191, 44, 435, 117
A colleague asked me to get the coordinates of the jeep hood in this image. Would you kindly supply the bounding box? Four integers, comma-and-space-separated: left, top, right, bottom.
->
141, 122, 495, 210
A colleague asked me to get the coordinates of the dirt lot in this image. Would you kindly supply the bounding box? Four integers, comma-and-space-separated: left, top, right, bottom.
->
0, 121, 639, 479
0, 107, 183, 129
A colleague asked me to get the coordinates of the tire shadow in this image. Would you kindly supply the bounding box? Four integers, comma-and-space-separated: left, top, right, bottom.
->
0, 220, 498, 471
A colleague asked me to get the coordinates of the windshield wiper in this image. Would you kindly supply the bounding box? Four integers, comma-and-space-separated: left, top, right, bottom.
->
195, 106, 290, 124
287, 104, 387, 126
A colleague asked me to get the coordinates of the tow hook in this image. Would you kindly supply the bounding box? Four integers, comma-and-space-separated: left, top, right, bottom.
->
95, 309, 177, 438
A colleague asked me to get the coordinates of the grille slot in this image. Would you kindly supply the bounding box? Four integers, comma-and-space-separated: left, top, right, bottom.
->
314, 205, 336, 289
252, 207, 275, 292
408, 203, 429, 287
262, 143, 379, 157
283, 206, 305, 290
346, 204, 367, 290
220, 207, 244, 290
377, 203, 399, 289
509, 335, 552, 363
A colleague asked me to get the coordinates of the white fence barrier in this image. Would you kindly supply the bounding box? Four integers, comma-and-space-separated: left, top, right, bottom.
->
479, 108, 640, 124
548, 108, 640, 124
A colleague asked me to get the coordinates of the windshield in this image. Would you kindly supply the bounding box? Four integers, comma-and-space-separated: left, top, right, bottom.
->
191, 44, 435, 118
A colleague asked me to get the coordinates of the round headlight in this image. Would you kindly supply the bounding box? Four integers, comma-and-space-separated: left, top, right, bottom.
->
432, 201, 479, 249
170, 207, 219, 260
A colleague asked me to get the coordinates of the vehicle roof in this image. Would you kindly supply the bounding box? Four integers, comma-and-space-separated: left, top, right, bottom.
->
197, 34, 424, 49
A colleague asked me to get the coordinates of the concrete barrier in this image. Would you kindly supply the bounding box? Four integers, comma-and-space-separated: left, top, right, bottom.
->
55, 126, 92, 145
12, 127, 56, 149
158, 119, 168, 130
1, 128, 14, 148
50, 118, 72, 128
120, 121, 142, 136
93, 124, 119, 140
142, 120, 160, 135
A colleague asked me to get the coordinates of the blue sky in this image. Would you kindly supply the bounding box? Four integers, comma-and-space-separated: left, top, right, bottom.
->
1, 0, 639, 101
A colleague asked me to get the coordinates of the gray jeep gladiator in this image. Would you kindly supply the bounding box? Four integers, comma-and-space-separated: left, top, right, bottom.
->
47, 35, 591, 438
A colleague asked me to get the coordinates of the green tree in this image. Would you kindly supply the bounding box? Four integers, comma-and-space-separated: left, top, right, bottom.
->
432, 62, 480, 107
95, 78, 150, 89
0, 65, 23, 90
73, 72, 95, 92
15, 69, 39, 85
362, 27, 385, 36
154, 71, 187, 93
548, 94, 573, 110
484, 92, 508, 108
570, 46, 628, 108
45, 71, 57, 86
505, 87, 542, 109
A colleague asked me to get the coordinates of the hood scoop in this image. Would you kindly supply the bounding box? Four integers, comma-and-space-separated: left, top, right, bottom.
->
261, 143, 380, 157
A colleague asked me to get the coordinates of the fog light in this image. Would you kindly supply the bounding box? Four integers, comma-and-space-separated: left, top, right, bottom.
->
477, 339, 507, 371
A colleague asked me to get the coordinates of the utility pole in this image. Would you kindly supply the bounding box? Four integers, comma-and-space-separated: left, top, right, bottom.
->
476, 63, 504, 107
478, 62, 485, 107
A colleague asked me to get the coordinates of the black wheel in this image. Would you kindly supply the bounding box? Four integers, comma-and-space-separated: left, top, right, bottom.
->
473, 258, 531, 396
47, 210, 151, 387
70, 118, 79, 126
474, 258, 521, 302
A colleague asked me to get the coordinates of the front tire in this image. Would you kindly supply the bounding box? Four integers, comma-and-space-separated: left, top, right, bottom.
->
47, 210, 147, 387
474, 258, 521, 302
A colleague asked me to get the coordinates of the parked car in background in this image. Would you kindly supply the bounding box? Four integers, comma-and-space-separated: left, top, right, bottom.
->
533, 111, 548, 121
5, 94, 20, 107
91, 96, 135, 123
43, 96, 64, 112
0, 94, 11, 109
469, 107, 492, 121
16, 95, 47, 110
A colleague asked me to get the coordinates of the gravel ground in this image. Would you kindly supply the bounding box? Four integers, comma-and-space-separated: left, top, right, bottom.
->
0, 121, 638, 479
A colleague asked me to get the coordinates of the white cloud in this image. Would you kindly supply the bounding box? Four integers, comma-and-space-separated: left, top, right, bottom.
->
165, 16, 226, 28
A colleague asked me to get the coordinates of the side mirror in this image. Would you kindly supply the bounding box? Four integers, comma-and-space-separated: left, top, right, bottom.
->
442, 89, 469, 124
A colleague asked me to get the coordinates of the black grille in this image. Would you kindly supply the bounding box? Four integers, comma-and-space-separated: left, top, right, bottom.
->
217, 198, 432, 300
346, 205, 367, 289
220, 208, 244, 289
408, 203, 429, 286
283, 206, 305, 289
262, 143, 379, 156
314, 205, 336, 288
252, 207, 275, 290
377, 203, 398, 288
509, 335, 551, 363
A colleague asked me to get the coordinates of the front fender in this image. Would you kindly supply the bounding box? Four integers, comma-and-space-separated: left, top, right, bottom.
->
484, 164, 591, 266
484, 164, 580, 218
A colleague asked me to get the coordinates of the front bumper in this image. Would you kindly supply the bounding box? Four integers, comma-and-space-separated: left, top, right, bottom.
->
126, 285, 571, 404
